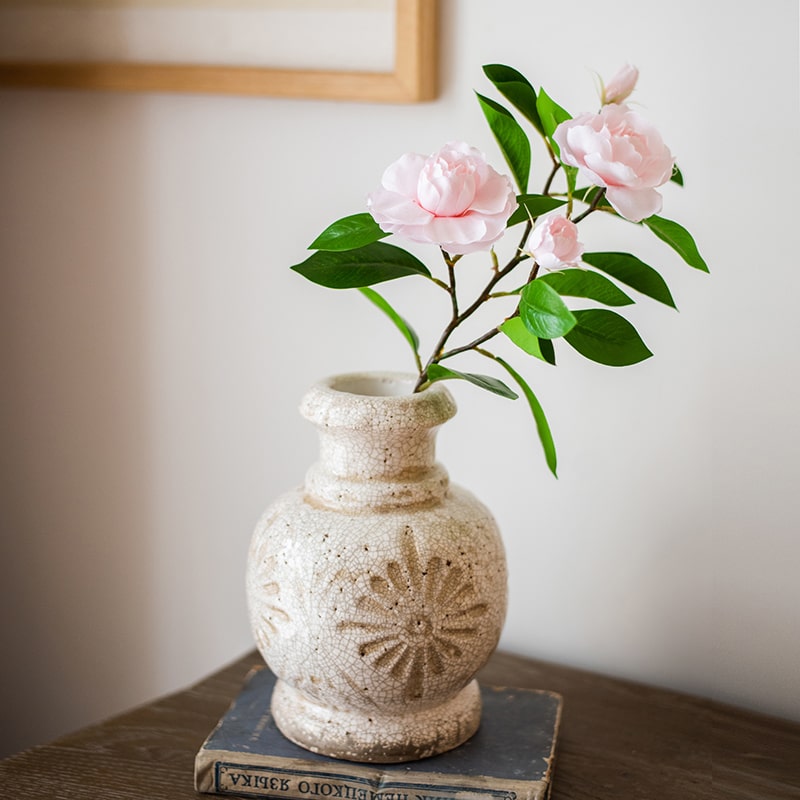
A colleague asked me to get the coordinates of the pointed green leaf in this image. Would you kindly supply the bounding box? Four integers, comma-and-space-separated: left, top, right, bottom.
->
539, 336, 556, 365
494, 356, 557, 477
358, 287, 421, 369
536, 88, 571, 156
500, 317, 555, 362
291, 241, 430, 289
426, 363, 518, 399
564, 309, 653, 366
643, 215, 709, 272
582, 252, 676, 308
520, 280, 577, 339
540, 269, 634, 307
476, 92, 531, 192
310, 213, 388, 251
536, 88, 571, 137
671, 164, 684, 186
506, 194, 567, 227
482, 63, 544, 135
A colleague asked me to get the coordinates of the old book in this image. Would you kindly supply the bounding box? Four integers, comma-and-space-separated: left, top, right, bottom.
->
195, 665, 562, 800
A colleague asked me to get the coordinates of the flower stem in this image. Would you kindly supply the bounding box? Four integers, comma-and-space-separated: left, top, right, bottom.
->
439, 327, 502, 361
426, 275, 452, 292
572, 187, 607, 224
542, 161, 560, 196
444, 250, 459, 318
414, 238, 533, 391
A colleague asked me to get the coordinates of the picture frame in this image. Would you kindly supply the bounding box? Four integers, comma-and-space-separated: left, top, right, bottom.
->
0, 0, 437, 102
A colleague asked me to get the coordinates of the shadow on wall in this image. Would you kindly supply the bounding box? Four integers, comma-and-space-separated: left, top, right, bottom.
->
0, 89, 158, 756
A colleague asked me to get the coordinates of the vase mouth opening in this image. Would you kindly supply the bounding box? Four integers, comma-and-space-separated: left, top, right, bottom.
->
326, 373, 416, 398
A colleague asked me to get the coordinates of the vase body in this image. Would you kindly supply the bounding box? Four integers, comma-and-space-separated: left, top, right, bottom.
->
246, 372, 507, 763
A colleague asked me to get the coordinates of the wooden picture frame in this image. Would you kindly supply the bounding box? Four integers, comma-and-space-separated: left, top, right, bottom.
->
0, 0, 437, 102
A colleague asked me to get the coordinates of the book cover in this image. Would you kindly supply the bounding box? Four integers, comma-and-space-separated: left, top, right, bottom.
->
195, 666, 562, 800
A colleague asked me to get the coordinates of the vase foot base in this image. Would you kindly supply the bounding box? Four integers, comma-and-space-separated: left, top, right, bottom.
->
271, 678, 482, 763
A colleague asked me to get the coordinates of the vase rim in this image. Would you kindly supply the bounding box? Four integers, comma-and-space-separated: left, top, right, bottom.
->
300, 371, 457, 429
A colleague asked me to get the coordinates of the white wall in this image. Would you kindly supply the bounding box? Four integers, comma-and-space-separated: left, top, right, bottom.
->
1, 0, 798, 756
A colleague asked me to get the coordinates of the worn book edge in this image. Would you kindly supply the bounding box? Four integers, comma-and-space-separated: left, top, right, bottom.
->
196, 755, 551, 800
195, 667, 561, 800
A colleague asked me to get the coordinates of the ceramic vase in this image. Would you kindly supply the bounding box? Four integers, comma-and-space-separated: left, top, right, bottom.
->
246, 372, 507, 763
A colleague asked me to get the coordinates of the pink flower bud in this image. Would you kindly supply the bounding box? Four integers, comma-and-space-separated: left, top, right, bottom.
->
601, 64, 639, 105
529, 214, 584, 270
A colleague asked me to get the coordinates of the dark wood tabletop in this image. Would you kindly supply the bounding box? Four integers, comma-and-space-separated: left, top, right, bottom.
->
2, 649, 798, 799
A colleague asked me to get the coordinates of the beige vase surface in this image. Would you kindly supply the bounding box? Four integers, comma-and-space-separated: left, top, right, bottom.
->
246, 372, 507, 762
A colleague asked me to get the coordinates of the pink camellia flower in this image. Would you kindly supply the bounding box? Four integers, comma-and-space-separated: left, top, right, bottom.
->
367, 141, 516, 255
601, 63, 639, 105
553, 104, 675, 222
529, 214, 584, 270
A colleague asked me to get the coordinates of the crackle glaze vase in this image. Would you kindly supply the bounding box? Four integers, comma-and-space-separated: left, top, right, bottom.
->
245, 372, 508, 763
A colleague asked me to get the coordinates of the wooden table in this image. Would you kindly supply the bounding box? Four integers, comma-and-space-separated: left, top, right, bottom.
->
2, 650, 798, 799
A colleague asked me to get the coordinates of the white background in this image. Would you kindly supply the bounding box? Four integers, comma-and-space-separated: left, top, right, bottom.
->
1, 0, 798, 756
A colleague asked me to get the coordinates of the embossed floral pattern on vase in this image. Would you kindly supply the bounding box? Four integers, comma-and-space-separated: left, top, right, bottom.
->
247, 539, 290, 653
340, 526, 489, 702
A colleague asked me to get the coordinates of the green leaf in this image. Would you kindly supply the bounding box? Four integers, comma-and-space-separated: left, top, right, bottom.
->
564, 165, 578, 200
500, 317, 554, 362
572, 186, 615, 212
643, 215, 709, 273
536, 88, 571, 155
426, 363, 518, 399
564, 309, 653, 366
519, 280, 577, 339
493, 356, 558, 477
358, 287, 420, 369
671, 164, 684, 186
482, 63, 544, 135
540, 269, 634, 307
573, 186, 595, 203
582, 252, 676, 308
291, 241, 431, 289
506, 194, 567, 227
539, 337, 556, 365
309, 213, 388, 251
476, 92, 531, 192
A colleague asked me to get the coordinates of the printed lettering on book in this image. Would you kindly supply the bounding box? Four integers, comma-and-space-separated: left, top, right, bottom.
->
217, 765, 517, 800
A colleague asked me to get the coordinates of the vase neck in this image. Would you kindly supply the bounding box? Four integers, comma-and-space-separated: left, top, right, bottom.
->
299, 373, 456, 512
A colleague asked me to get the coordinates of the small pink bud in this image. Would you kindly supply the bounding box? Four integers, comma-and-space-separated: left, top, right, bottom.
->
529, 215, 584, 270
601, 64, 639, 105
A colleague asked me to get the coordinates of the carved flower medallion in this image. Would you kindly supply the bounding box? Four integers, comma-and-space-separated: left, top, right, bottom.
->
338, 528, 489, 701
